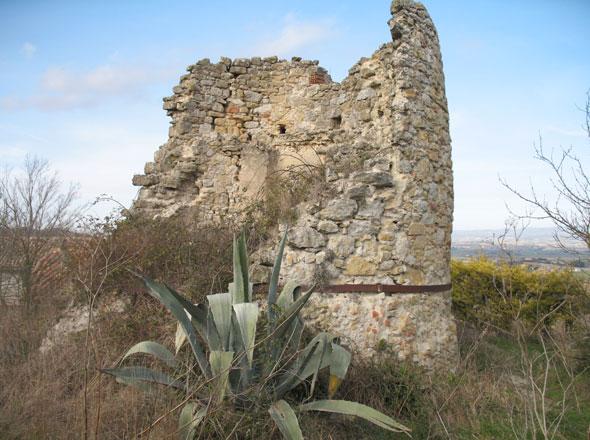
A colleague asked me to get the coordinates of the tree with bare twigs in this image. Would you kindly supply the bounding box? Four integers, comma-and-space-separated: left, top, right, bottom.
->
499, 94, 590, 437
0, 155, 78, 309
502, 92, 590, 250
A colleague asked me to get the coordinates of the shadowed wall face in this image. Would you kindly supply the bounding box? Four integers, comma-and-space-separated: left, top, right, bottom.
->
132, 0, 457, 369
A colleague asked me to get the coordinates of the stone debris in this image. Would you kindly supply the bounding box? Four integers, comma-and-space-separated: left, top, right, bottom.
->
40, 298, 127, 354
131, 0, 458, 369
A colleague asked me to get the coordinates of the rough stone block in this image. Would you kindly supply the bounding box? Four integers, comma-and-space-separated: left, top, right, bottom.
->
356, 88, 376, 100
345, 185, 369, 200
345, 256, 377, 276
328, 235, 356, 258
288, 226, 326, 249
160, 176, 181, 189
132, 174, 159, 187
319, 198, 358, 221
357, 199, 385, 219
352, 171, 394, 188
348, 220, 379, 237
408, 223, 426, 236
317, 220, 339, 233
144, 162, 156, 174
244, 90, 262, 103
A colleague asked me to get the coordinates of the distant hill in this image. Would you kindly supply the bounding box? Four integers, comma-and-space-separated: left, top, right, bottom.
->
452, 227, 590, 263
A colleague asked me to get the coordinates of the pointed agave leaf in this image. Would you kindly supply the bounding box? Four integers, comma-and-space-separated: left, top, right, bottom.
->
231, 236, 243, 302
175, 322, 188, 355
178, 402, 207, 440
206, 309, 222, 351
273, 334, 321, 398
165, 289, 223, 352
238, 230, 250, 301
114, 376, 153, 393
165, 285, 207, 323
233, 302, 259, 367
328, 343, 351, 398
328, 343, 350, 379
328, 375, 341, 400
268, 279, 299, 362
299, 400, 411, 434
268, 400, 304, 440
276, 280, 301, 311
229, 317, 252, 395
268, 229, 288, 326
207, 293, 233, 351
273, 286, 315, 341
209, 351, 234, 401
267, 316, 303, 379
102, 366, 186, 391
166, 290, 218, 344
285, 315, 304, 352
232, 232, 250, 304
228, 282, 254, 305
137, 274, 210, 378
122, 341, 178, 369
274, 333, 331, 398
268, 286, 315, 367
298, 333, 329, 397
173, 304, 222, 354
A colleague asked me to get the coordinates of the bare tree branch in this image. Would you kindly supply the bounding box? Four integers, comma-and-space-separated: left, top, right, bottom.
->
501, 92, 590, 250
0, 155, 79, 308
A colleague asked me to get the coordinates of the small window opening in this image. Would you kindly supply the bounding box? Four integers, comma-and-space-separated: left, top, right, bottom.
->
331, 116, 342, 129
378, 110, 384, 118
246, 133, 252, 141
278, 124, 287, 134
391, 25, 403, 41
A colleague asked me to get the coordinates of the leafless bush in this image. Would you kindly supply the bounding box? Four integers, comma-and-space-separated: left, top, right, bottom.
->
0, 155, 78, 308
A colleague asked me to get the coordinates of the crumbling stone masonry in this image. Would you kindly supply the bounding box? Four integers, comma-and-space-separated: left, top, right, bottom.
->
132, 0, 458, 369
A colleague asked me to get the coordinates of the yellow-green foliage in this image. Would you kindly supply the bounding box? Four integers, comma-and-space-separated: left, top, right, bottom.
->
451, 257, 587, 329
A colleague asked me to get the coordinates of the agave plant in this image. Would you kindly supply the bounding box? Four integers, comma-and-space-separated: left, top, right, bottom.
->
103, 231, 410, 439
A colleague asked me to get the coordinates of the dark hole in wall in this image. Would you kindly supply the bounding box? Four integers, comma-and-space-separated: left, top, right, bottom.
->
378, 110, 384, 118
391, 24, 403, 41
278, 124, 286, 134
246, 133, 252, 141
331, 116, 342, 129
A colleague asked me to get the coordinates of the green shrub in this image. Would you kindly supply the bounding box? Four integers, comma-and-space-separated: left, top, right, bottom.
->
451, 257, 587, 330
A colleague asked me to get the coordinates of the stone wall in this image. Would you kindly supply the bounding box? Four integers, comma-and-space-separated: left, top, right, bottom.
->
132, 0, 458, 369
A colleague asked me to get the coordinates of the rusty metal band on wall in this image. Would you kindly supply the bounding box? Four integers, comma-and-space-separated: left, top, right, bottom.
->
253, 283, 452, 295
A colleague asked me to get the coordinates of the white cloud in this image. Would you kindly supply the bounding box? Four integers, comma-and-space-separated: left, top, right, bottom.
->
0, 117, 166, 216
41, 65, 148, 95
253, 14, 337, 57
51, 119, 166, 216
0, 96, 23, 111
21, 42, 37, 58
2, 62, 176, 111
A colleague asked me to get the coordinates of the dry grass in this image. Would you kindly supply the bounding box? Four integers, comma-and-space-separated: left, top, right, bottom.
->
2, 218, 589, 439
2, 296, 589, 439
0, 293, 180, 439
0, 216, 237, 439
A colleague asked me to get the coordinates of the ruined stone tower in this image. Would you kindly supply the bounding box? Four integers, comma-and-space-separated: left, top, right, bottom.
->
132, 0, 458, 369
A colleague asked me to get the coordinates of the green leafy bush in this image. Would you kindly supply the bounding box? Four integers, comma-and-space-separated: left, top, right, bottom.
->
451, 257, 587, 329
103, 231, 410, 439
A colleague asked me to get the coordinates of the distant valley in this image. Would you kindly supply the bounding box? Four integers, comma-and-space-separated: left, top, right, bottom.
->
452, 227, 590, 267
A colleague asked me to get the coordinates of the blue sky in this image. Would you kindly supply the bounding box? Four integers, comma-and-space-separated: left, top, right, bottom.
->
0, 0, 589, 230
